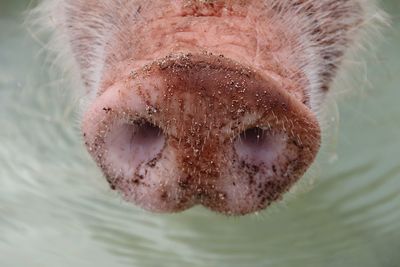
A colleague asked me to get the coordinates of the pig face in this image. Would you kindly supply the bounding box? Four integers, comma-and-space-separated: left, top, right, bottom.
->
42, 0, 367, 215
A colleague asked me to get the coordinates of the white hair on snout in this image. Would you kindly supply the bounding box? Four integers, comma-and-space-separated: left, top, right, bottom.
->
28, 0, 387, 114
27, 0, 113, 118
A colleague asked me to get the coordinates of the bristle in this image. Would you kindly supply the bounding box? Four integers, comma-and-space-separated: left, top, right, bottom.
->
28, 0, 387, 117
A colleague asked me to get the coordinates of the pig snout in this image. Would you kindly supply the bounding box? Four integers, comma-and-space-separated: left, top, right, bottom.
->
45, 0, 368, 215
82, 53, 321, 215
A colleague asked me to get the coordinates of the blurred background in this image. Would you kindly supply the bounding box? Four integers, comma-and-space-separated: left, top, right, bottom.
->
0, 0, 399, 266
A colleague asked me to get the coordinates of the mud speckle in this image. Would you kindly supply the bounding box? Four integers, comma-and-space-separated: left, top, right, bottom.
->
82, 52, 321, 215
103, 107, 112, 113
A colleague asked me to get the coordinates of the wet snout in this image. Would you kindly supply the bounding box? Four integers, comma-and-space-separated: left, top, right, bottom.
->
82, 53, 321, 215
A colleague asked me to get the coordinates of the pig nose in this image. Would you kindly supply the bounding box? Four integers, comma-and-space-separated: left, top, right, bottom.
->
82, 53, 321, 215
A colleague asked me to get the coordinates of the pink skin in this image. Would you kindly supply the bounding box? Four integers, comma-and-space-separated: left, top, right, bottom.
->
83, 54, 320, 214
69, 0, 363, 215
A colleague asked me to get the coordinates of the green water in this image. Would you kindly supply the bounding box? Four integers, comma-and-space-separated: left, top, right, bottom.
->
0, 1, 399, 266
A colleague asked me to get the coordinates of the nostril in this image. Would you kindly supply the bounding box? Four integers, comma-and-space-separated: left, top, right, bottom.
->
239, 127, 268, 149
234, 127, 287, 165
132, 119, 164, 146
104, 118, 165, 176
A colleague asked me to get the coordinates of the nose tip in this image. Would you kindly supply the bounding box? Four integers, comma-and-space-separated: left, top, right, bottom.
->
82, 52, 321, 215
